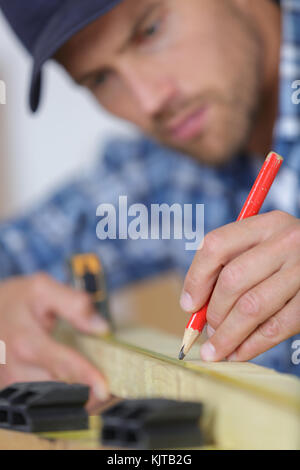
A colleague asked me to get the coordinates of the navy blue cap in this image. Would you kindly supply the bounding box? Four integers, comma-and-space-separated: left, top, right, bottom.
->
0, 0, 123, 111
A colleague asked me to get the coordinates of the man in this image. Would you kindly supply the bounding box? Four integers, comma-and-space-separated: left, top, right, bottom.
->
0, 0, 299, 405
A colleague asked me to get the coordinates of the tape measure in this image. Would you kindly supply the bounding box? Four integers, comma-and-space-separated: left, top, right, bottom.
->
68, 253, 113, 329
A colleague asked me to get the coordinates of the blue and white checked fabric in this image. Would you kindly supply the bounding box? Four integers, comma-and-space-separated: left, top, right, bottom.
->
0, 0, 299, 376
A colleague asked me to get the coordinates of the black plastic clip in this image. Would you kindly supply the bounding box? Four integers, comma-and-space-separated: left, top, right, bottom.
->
0, 382, 89, 433
101, 399, 203, 449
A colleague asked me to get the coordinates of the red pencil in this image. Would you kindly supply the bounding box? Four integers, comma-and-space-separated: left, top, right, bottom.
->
179, 151, 284, 360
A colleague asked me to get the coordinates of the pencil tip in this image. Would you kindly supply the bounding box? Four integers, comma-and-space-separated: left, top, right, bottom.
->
178, 346, 186, 361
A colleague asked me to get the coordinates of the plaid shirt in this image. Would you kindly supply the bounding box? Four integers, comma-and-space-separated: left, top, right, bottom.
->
0, 0, 299, 376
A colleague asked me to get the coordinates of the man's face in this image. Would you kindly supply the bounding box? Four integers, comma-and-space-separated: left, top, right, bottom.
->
58, 0, 264, 165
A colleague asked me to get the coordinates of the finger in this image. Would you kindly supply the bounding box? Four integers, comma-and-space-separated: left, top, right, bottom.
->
206, 230, 291, 330
200, 264, 300, 362
36, 337, 110, 404
207, 325, 215, 339
0, 363, 53, 388
87, 396, 120, 416
28, 273, 109, 334
228, 290, 300, 362
3, 361, 108, 414
181, 211, 292, 313
10, 327, 110, 407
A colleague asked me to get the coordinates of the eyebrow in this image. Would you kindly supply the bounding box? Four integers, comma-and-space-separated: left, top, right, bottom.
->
76, 1, 161, 85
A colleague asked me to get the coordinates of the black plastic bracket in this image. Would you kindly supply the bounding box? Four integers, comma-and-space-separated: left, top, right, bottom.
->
0, 382, 89, 433
101, 399, 203, 449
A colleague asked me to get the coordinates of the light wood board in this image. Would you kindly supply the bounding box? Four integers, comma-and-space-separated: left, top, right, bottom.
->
0, 416, 103, 450
57, 325, 300, 450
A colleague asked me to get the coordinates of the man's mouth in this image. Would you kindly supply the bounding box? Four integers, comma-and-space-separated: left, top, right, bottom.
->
165, 105, 209, 142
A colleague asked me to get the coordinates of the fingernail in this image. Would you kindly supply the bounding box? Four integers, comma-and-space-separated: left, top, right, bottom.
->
93, 383, 110, 402
227, 352, 237, 362
207, 325, 215, 338
89, 315, 110, 334
200, 341, 216, 362
180, 291, 195, 312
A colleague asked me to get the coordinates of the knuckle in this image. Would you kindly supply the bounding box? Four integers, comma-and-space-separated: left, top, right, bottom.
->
270, 210, 289, 222
236, 290, 261, 318
219, 263, 244, 294
203, 231, 223, 258
30, 273, 51, 296
284, 224, 300, 248
258, 316, 281, 341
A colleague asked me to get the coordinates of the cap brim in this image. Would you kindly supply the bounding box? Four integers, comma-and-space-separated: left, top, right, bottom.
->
29, 0, 123, 112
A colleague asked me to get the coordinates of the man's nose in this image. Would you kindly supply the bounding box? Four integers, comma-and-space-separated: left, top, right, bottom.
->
120, 61, 178, 117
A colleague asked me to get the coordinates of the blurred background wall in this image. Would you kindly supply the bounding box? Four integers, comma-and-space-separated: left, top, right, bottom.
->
0, 12, 187, 333
0, 12, 136, 219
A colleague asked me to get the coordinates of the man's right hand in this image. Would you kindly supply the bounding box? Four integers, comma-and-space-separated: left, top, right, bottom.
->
0, 273, 110, 412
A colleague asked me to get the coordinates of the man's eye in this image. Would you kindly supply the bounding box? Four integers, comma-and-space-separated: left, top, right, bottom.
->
144, 21, 160, 37
93, 71, 110, 88
136, 20, 161, 43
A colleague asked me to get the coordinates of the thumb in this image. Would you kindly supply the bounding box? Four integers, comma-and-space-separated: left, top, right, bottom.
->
29, 273, 109, 335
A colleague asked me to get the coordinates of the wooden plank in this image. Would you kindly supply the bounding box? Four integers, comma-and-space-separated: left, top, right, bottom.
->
0, 417, 102, 450
57, 325, 300, 450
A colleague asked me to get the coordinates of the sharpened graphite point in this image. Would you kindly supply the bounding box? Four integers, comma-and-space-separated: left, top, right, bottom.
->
178, 346, 186, 361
